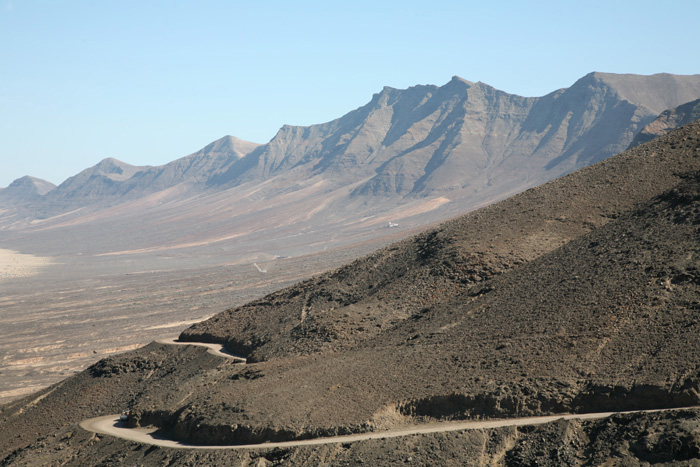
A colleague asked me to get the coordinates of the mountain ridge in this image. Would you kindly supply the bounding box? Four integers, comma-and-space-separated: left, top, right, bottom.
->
201, 72, 700, 204
4, 72, 700, 265
6, 72, 700, 211
2, 121, 700, 465
629, 97, 700, 147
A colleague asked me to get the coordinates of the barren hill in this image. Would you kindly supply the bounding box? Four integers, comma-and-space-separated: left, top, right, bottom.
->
42, 157, 147, 205
0, 176, 55, 204
2, 121, 700, 466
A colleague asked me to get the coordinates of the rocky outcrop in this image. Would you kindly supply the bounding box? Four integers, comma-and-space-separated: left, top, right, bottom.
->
628, 97, 700, 148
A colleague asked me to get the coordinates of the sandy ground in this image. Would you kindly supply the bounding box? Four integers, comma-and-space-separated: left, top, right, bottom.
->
0, 238, 387, 406
0, 249, 53, 280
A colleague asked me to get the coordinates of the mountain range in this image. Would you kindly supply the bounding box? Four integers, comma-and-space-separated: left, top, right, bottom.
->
2, 116, 700, 466
3, 71, 700, 412
2, 72, 700, 262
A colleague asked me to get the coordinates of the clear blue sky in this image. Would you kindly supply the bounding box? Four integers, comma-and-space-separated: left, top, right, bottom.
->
1, 0, 699, 188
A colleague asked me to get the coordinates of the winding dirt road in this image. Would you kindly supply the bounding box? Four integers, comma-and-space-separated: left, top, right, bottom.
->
155, 338, 246, 362
80, 339, 698, 450
80, 407, 694, 451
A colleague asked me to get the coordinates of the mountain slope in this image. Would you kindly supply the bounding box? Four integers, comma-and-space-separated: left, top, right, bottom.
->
0, 176, 55, 205
213, 72, 700, 203
629, 97, 700, 148
3, 122, 699, 465
181, 120, 700, 361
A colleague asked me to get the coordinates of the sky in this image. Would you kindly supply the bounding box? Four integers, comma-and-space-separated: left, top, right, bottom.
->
1, 0, 699, 188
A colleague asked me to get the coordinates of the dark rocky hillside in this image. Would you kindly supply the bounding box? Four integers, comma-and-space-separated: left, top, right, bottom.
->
2, 122, 700, 465
181, 119, 700, 363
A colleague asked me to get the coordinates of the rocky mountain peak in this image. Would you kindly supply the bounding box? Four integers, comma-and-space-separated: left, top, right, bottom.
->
196, 135, 261, 160
92, 157, 135, 178
449, 75, 474, 86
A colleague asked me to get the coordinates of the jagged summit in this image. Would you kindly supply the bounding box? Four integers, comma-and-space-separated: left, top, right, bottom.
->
450, 75, 474, 85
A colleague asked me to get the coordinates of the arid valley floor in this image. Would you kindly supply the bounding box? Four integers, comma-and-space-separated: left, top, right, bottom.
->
0, 229, 410, 405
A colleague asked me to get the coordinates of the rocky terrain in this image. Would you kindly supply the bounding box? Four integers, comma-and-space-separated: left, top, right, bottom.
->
0, 228, 406, 405
630, 97, 700, 148
3, 72, 700, 404
1, 122, 700, 465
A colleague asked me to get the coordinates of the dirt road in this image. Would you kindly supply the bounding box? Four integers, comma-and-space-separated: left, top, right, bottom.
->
80, 339, 698, 450
80, 407, 695, 451
155, 338, 246, 362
